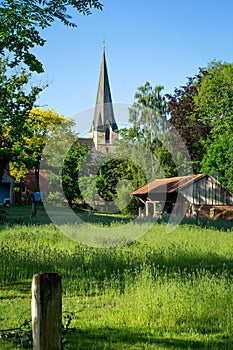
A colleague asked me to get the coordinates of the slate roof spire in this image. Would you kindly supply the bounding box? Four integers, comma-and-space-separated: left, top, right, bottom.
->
92, 49, 118, 132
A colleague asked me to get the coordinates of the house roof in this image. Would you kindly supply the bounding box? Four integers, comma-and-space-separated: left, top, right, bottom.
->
92, 50, 118, 132
132, 174, 206, 195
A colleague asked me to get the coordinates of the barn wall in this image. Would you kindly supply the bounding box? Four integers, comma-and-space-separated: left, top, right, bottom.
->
181, 175, 232, 205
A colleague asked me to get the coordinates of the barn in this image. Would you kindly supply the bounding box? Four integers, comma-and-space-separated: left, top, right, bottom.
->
132, 173, 233, 218
0, 172, 15, 205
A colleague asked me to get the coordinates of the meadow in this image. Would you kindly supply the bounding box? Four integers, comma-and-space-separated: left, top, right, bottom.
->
0, 205, 233, 349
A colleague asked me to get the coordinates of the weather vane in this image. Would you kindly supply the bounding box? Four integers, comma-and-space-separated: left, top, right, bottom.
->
103, 36, 106, 52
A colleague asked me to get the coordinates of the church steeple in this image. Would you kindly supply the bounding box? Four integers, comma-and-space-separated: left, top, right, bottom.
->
90, 49, 118, 152
92, 50, 118, 132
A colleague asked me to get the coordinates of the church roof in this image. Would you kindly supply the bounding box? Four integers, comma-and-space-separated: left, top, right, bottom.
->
78, 137, 94, 148
92, 51, 118, 132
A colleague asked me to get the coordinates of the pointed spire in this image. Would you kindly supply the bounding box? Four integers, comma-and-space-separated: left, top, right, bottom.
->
92, 49, 118, 132
103, 36, 105, 53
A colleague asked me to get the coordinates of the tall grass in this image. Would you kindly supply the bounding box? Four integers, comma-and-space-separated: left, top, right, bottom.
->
0, 214, 233, 348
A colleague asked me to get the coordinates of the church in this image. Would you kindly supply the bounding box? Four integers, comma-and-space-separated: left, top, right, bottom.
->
79, 49, 119, 153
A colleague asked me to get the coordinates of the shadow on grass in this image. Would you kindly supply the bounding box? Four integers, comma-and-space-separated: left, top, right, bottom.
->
1, 326, 232, 350
64, 327, 233, 349
1, 204, 232, 231
0, 204, 52, 227
144, 249, 233, 278
164, 216, 233, 231
0, 281, 31, 300
0, 204, 133, 228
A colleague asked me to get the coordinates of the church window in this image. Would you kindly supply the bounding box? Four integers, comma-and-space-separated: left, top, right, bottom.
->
105, 127, 110, 143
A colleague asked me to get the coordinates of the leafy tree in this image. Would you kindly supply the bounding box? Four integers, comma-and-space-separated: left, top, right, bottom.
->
11, 108, 76, 189
78, 152, 145, 214
38, 114, 81, 200
0, 57, 44, 180
97, 158, 145, 195
115, 179, 135, 215
0, 0, 103, 72
62, 143, 90, 205
195, 60, 233, 191
201, 134, 233, 192
78, 173, 100, 213
166, 70, 209, 172
119, 82, 178, 179
194, 61, 233, 130
129, 82, 167, 152
225, 140, 233, 193
167, 60, 233, 191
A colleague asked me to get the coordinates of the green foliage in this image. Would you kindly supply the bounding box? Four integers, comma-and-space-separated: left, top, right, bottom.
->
96, 158, 144, 214
0, 57, 44, 179
0, 0, 103, 72
78, 154, 145, 214
115, 179, 135, 214
41, 126, 89, 203
128, 82, 167, 151
120, 82, 181, 179
62, 143, 90, 205
118, 128, 165, 181
195, 61, 233, 128
78, 174, 98, 211
194, 61, 233, 191
11, 108, 74, 176
201, 134, 233, 192
166, 70, 209, 173
167, 60, 233, 190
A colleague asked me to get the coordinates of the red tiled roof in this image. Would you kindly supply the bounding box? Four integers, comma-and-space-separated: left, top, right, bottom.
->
132, 174, 205, 195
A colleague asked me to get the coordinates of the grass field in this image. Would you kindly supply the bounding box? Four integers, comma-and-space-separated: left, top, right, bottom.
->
0, 205, 233, 349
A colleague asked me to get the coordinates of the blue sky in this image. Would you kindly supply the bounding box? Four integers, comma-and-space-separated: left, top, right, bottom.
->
34, 0, 233, 133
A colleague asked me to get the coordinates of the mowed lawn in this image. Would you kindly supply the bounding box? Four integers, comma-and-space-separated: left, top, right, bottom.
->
0, 205, 233, 349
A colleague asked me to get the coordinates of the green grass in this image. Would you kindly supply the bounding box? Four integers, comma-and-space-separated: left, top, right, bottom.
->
0, 205, 233, 349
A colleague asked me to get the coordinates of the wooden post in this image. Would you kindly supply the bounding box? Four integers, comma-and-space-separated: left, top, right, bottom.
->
146, 201, 149, 217
139, 207, 142, 217
32, 273, 62, 350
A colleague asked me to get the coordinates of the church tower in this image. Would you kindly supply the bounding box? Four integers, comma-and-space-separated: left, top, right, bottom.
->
90, 48, 118, 153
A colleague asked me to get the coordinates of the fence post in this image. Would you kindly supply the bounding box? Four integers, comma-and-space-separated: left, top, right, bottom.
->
32, 273, 62, 350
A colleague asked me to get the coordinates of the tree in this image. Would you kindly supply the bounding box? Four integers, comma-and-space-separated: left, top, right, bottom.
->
0, 0, 103, 72
62, 143, 90, 205
167, 60, 233, 191
0, 57, 44, 180
129, 82, 167, 152
194, 61, 233, 130
77, 151, 145, 215
119, 82, 179, 179
166, 69, 209, 172
201, 134, 233, 192
11, 107, 76, 189
195, 60, 233, 191
96, 157, 145, 213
